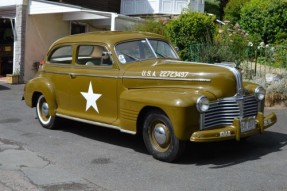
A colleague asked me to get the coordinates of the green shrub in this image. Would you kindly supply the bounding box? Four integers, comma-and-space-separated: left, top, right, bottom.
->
133, 18, 168, 38
224, 0, 250, 25
166, 11, 216, 60
197, 23, 251, 65
240, 0, 287, 44
275, 32, 287, 45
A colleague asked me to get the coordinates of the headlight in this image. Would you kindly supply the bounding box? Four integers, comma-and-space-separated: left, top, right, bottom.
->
255, 86, 265, 101
196, 96, 210, 112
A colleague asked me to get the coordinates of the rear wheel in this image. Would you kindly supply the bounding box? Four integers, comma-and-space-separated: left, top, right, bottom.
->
143, 110, 186, 162
36, 95, 58, 129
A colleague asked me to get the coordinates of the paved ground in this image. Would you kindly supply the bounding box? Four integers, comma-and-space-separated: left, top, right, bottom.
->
0, 82, 287, 191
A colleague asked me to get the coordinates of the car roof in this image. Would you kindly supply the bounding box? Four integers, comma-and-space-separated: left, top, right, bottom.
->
52, 31, 166, 46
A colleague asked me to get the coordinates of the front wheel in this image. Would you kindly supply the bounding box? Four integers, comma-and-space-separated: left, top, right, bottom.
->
36, 95, 58, 129
142, 110, 186, 162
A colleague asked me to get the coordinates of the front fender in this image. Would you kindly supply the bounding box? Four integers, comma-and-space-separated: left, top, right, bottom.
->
119, 88, 216, 140
24, 77, 57, 116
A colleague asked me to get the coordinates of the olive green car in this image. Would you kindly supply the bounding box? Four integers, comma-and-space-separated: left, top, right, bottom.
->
23, 31, 277, 162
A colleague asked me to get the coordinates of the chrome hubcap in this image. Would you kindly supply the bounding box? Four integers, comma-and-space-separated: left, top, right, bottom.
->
41, 102, 49, 117
154, 124, 168, 146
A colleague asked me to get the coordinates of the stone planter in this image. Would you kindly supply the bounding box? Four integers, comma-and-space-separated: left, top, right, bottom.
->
6, 74, 19, 84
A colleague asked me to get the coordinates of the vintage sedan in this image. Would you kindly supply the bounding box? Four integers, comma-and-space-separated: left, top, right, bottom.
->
23, 31, 277, 162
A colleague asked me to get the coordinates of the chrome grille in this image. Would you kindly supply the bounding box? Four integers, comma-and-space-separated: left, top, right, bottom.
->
243, 96, 259, 118
201, 96, 258, 130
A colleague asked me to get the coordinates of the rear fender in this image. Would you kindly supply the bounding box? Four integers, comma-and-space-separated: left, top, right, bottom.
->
24, 77, 57, 116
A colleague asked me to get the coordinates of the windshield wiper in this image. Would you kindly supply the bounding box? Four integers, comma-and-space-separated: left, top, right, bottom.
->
155, 51, 165, 58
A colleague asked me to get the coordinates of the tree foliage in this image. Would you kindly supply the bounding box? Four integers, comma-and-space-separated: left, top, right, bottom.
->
166, 11, 216, 60
214, 23, 251, 65
240, 0, 287, 44
216, 0, 229, 20
133, 18, 168, 38
224, 0, 250, 25
205, 0, 220, 19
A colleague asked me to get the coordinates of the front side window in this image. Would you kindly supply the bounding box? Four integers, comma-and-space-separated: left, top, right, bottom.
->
76, 45, 112, 66
48, 46, 73, 64
115, 39, 179, 64
149, 40, 178, 58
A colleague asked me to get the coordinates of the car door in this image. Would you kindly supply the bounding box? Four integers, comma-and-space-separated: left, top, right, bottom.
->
66, 44, 119, 124
45, 44, 75, 114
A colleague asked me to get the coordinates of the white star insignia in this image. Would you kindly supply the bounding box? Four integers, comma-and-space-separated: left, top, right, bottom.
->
81, 82, 102, 113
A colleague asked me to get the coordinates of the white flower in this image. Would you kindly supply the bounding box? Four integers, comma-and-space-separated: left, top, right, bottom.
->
259, 42, 265, 47
248, 42, 253, 47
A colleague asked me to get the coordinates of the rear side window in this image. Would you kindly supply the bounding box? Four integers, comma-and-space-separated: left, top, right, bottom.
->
76, 45, 112, 66
48, 46, 73, 64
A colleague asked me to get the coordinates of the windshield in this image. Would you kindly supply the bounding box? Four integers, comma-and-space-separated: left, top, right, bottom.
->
115, 39, 179, 64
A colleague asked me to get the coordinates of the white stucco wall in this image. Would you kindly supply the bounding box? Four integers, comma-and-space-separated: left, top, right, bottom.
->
24, 14, 69, 81
121, 0, 205, 15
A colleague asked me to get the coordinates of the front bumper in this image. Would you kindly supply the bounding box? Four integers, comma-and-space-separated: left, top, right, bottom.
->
190, 112, 277, 142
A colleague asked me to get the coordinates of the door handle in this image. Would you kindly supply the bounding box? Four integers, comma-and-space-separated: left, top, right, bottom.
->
69, 73, 76, 79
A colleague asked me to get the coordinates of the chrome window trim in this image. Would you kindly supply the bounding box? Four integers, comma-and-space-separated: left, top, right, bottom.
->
145, 38, 158, 58
42, 70, 211, 82
42, 70, 120, 79
122, 76, 211, 82
75, 44, 114, 66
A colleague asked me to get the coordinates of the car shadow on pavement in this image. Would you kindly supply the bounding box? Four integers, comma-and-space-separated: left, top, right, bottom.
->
0, 84, 10, 91
55, 118, 287, 165
179, 131, 287, 166
58, 118, 148, 155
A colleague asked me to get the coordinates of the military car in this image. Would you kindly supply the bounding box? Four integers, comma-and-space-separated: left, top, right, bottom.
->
23, 31, 277, 162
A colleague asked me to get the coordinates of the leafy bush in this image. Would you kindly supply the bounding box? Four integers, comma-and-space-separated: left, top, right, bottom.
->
275, 32, 287, 45
240, 0, 287, 44
166, 11, 216, 60
189, 23, 251, 65
224, 0, 250, 25
133, 18, 168, 38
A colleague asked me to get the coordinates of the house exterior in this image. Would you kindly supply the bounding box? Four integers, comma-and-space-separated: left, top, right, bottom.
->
0, 0, 138, 82
46, 0, 205, 16
0, 0, 205, 82
47, 0, 122, 13
121, 0, 205, 16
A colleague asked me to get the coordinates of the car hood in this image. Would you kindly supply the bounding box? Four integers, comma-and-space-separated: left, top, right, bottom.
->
122, 59, 239, 99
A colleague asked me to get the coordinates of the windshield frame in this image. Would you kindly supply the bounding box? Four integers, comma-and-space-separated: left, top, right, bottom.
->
114, 38, 179, 64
